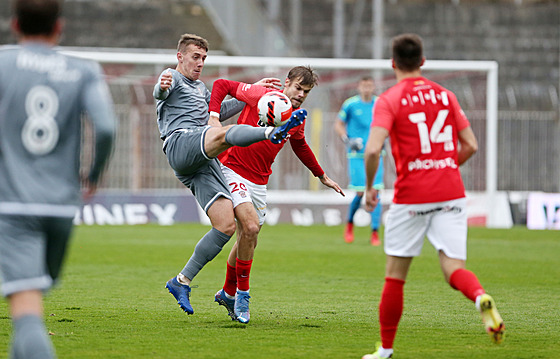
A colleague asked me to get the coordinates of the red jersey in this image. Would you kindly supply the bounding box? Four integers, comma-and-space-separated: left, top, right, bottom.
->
372, 77, 471, 204
209, 79, 323, 185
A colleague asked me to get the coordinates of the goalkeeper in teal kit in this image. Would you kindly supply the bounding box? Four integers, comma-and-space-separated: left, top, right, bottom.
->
335, 76, 384, 245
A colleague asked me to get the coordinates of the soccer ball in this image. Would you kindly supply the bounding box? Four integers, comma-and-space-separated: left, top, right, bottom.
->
257, 91, 292, 127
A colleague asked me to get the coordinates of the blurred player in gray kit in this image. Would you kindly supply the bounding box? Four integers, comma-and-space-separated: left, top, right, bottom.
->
0, 0, 116, 358
155, 33, 304, 315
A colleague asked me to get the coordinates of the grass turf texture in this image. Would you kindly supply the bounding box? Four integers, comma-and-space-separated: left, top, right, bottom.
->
1, 224, 559, 358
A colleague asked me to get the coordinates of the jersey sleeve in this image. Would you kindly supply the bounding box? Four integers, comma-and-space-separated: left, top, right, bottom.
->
209, 79, 268, 114
338, 98, 350, 122
219, 99, 245, 121
371, 96, 394, 131
81, 63, 117, 184
234, 82, 268, 106
289, 137, 324, 177
208, 79, 239, 113
448, 91, 471, 131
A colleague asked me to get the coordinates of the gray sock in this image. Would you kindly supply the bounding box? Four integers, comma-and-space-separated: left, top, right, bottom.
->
11, 314, 55, 359
180, 228, 232, 280
224, 125, 272, 147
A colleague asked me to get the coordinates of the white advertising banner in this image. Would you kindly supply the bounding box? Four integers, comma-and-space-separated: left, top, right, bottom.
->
527, 192, 560, 230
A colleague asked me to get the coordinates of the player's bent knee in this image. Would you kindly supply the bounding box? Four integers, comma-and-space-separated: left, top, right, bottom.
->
236, 215, 259, 242
242, 221, 260, 238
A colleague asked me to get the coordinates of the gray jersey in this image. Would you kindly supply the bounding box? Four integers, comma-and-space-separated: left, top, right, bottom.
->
0, 44, 116, 216
154, 68, 244, 139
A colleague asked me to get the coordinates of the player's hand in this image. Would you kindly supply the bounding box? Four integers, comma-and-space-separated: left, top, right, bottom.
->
365, 188, 379, 212
81, 177, 98, 202
319, 174, 345, 197
208, 113, 222, 127
348, 138, 363, 152
254, 77, 282, 90
160, 71, 173, 91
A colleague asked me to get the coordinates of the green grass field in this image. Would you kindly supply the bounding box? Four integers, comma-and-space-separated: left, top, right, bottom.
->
1, 224, 559, 358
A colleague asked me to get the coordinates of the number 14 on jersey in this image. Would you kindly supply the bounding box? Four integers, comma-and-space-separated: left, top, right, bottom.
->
408, 109, 454, 154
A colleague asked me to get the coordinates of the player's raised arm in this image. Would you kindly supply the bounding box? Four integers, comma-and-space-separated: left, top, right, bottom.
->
154, 69, 173, 100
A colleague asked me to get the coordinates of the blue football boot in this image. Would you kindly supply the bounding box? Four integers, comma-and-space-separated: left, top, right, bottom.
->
234, 290, 251, 324
165, 276, 194, 314
214, 289, 236, 320
270, 109, 307, 144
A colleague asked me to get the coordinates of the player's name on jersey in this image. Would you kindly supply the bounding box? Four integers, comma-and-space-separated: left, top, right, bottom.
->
17, 50, 82, 82
408, 157, 458, 172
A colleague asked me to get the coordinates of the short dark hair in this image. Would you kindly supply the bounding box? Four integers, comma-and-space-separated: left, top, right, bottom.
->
13, 0, 61, 36
360, 76, 374, 82
177, 33, 209, 53
392, 33, 424, 72
287, 66, 319, 87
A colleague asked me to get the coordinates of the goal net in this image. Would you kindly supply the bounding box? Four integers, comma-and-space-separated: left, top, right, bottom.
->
65, 48, 500, 224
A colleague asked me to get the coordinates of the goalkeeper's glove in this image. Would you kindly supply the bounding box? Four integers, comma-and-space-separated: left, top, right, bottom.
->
348, 137, 363, 152
341, 135, 364, 152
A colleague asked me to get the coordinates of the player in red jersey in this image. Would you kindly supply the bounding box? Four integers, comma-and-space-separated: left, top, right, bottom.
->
361, 34, 504, 359
208, 66, 344, 323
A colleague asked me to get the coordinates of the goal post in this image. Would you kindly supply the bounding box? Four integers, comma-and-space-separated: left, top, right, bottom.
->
58, 48, 503, 227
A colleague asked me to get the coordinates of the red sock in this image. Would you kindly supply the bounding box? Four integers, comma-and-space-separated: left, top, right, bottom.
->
236, 258, 253, 292
379, 277, 405, 350
223, 262, 237, 296
449, 268, 485, 302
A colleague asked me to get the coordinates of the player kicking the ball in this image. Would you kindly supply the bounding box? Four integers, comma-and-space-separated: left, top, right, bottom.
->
156, 34, 304, 315
362, 33, 504, 359
208, 66, 345, 323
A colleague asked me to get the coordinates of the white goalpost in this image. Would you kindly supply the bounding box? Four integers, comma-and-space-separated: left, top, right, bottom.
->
59, 48, 505, 227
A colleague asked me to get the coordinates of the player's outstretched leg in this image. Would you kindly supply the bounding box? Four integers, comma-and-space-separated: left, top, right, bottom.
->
477, 293, 505, 344
234, 290, 251, 324
362, 343, 393, 359
270, 109, 307, 144
166, 276, 194, 314
214, 289, 236, 320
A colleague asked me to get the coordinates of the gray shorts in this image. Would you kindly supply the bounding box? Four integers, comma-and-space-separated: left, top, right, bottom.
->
165, 127, 232, 213
0, 214, 73, 297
